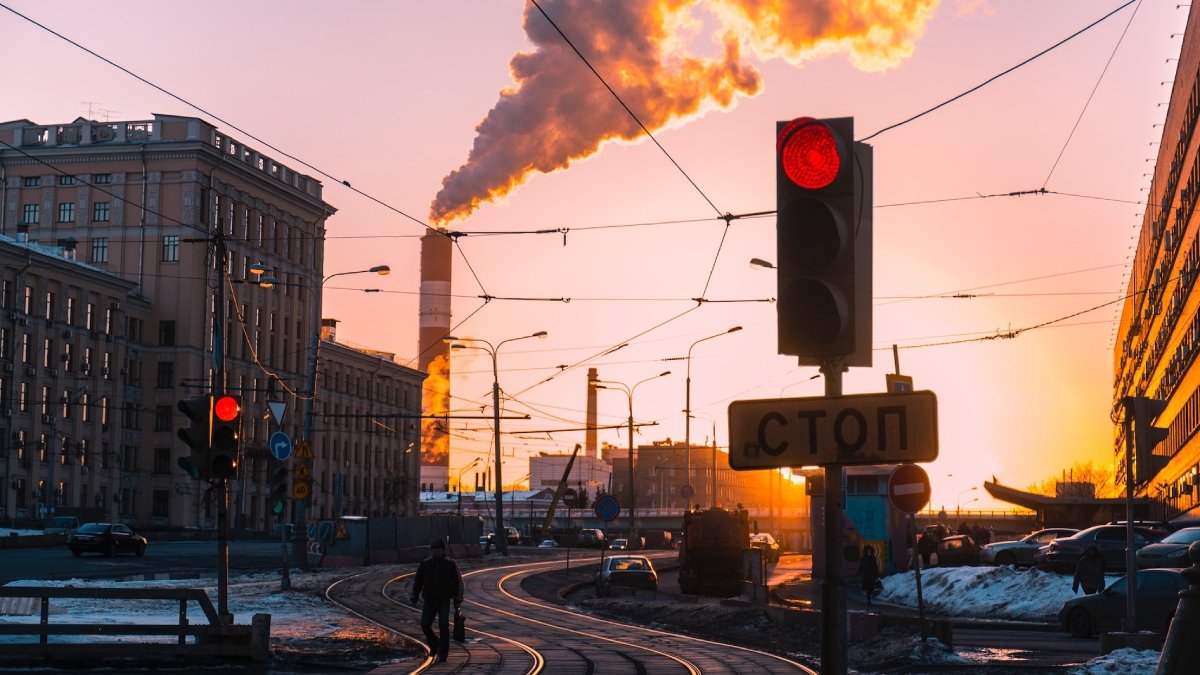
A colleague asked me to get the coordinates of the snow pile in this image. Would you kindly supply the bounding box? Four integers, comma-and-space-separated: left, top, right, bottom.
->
1068, 647, 1159, 673
878, 565, 1099, 623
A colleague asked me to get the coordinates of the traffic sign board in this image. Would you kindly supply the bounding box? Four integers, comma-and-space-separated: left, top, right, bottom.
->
292, 481, 311, 500
888, 464, 931, 514
269, 431, 293, 461
562, 487, 578, 508
594, 494, 620, 522
680, 484, 694, 500
292, 462, 312, 480
728, 390, 938, 469
295, 440, 313, 459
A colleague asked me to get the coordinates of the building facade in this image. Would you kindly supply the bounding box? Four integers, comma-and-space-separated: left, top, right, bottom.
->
1114, 7, 1200, 521
0, 114, 422, 529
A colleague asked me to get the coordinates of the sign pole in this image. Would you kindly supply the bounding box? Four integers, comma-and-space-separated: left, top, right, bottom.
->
910, 514, 927, 640
820, 356, 847, 675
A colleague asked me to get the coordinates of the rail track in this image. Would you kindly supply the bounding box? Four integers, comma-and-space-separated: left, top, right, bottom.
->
326, 553, 817, 674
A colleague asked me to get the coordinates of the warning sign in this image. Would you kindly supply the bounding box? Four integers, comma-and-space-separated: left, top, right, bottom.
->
295, 440, 313, 459
334, 520, 349, 541
292, 462, 312, 480
292, 481, 311, 500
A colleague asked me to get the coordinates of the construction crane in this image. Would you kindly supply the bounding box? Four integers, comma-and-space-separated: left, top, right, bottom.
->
540, 443, 582, 539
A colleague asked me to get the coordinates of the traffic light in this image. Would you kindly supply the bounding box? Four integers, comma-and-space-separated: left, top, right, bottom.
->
177, 394, 213, 481
269, 464, 290, 517
1129, 396, 1169, 483
210, 395, 241, 480
775, 116, 872, 366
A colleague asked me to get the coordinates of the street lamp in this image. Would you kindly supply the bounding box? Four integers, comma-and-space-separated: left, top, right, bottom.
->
454, 458, 482, 514
444, 330, 548, 555
597, 370, 670, 547
956, 486, 978, 515
297, 264, 390, 566
684, 327, 741, 507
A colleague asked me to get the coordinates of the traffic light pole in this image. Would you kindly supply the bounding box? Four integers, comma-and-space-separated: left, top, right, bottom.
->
214, 230, 231, 623
1123, 398, 1138, 632
820, 356, 847, 675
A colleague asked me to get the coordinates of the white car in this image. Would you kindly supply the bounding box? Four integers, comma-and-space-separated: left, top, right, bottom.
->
980, 528, 1078, 567
609, 538, 629, 550
538, 539, 559, 548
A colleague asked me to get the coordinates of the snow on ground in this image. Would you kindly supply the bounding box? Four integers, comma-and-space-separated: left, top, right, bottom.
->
0, 527, 44, 536
878, 565, 1114, 623
1071, 647, 1161, 673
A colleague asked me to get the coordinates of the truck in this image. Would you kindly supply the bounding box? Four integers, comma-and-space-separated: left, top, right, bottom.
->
677, 507, 750, 597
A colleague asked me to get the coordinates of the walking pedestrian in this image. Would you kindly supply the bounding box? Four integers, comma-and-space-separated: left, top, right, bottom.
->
858, 545, 880, 605
410, 539, 464, 663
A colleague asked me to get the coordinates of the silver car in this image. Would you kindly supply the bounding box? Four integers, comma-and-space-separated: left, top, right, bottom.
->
980, 528, 1078, 567
1136, 527, 1200, 568
595, 555, 657, 597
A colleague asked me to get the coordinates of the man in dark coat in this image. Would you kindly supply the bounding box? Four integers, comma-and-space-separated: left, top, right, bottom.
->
410, 539, 464, 662
1073, 545, 1105, 595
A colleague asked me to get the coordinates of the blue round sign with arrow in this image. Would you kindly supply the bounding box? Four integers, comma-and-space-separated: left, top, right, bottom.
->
593, 494, 621, 522
270, 431, 293, 461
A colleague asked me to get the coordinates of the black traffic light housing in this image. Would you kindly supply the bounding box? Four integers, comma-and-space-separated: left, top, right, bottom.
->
775, 116, 872, 366
1129, 396, 1169, 483
269, 464, 290, 517
210, 395, 241, 480
177, 394, 213, 481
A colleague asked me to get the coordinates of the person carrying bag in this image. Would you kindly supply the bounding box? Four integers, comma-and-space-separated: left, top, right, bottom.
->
410, 539, 464, 663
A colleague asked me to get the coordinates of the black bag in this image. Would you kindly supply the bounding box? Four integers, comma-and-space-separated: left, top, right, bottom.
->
453, 608, 466, 643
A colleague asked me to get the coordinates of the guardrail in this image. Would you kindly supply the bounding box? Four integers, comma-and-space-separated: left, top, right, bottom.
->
0, 586, 269, 661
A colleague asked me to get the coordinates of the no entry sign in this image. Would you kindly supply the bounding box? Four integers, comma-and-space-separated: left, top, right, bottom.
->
562, 487, 578, 508
888, 464, 930, 514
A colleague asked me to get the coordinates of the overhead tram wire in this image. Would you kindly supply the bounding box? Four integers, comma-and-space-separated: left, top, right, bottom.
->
1041, 0, 1144, 189
859, 0, 1139, 142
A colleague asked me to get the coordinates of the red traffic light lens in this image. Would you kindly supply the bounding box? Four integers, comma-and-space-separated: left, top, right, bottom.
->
778, 118, 841, 189
214, 396, 240, 422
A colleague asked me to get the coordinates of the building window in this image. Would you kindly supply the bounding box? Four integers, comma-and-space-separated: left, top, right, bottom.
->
22, 176, 38, 187
18, 382, 28, 412
65, 297, 75, 325
162, 235, 180, 262
62, 343, 73, 372
159, 320, 175, 346
19, 333, 30, 364
79, 439, 89, 467
156, 360, 174, 389
154, 406, 172, 433
22, 286, 32, 314
80, 393, 90, 422
58, 175, 75, 186
57, 202, 74, 223
93, 173, 111, 184
44, 291, 54, 321
41, 338, 52, 368
92, 202, 109, 222
21, 204, 38, 225
91, 238, 108, 264
152, 489, 170, 518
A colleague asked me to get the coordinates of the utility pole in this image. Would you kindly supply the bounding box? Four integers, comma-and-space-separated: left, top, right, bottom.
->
213, 228, 231, 623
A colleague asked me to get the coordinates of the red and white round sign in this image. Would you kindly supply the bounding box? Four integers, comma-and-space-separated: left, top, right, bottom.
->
888, 464, 931, 514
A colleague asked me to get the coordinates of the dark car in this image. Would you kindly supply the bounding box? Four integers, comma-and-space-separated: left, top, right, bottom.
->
750, 533, 781, 563
1036, 525, 1163, 573
578, 528, 606, 548
980, 528, 1078, 567
67, 522, 147, 557
1058, 568, 1187, 637
595, 555, 658, 597
935, 534, 980, 566
504, 527, 521, 546
1135, 526, 1200, 569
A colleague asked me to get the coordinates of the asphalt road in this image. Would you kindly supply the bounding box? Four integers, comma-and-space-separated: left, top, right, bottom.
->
0, 539, 288, 584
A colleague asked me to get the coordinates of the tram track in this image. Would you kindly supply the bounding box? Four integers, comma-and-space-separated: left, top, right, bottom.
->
325, 553, 817, 674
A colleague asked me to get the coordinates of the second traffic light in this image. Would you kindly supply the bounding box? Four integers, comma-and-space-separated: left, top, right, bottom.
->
210, 395, 241, 480
269, 464, 290, 517
775, 116, 872, 366
1129, 396, 1169, 484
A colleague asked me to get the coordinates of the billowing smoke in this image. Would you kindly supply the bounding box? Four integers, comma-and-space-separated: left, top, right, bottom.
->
430, 0, 938, 223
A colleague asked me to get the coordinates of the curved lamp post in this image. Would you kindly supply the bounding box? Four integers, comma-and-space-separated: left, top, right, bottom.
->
597, 370, 670, 547
444, 330, 547, 555
684, 327, 741, 506
956, 486, 978, 515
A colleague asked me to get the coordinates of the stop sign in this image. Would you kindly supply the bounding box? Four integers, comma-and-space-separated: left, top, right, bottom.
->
562, 487, 578, 508
888, 464, 930, 514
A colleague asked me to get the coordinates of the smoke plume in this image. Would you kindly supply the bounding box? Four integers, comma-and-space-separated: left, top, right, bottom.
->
430, 0, 938, 223
421, 353, 451, 468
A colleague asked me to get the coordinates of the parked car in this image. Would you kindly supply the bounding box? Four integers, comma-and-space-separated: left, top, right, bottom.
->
67, 523, 147, 557
1135, 526, 1200, 568
1036, 524, 1163, 573
935, 534, 980, 566
610, 538, 629, 551
749, 533, 781, 563
538, 539, 559, 548
595, 555, 658, 597
578, 528, 607, 548
504, 527, 521, 546
43, 516, 81, 536
1058, 568, 1187, 637
980, 528, 1078, 567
